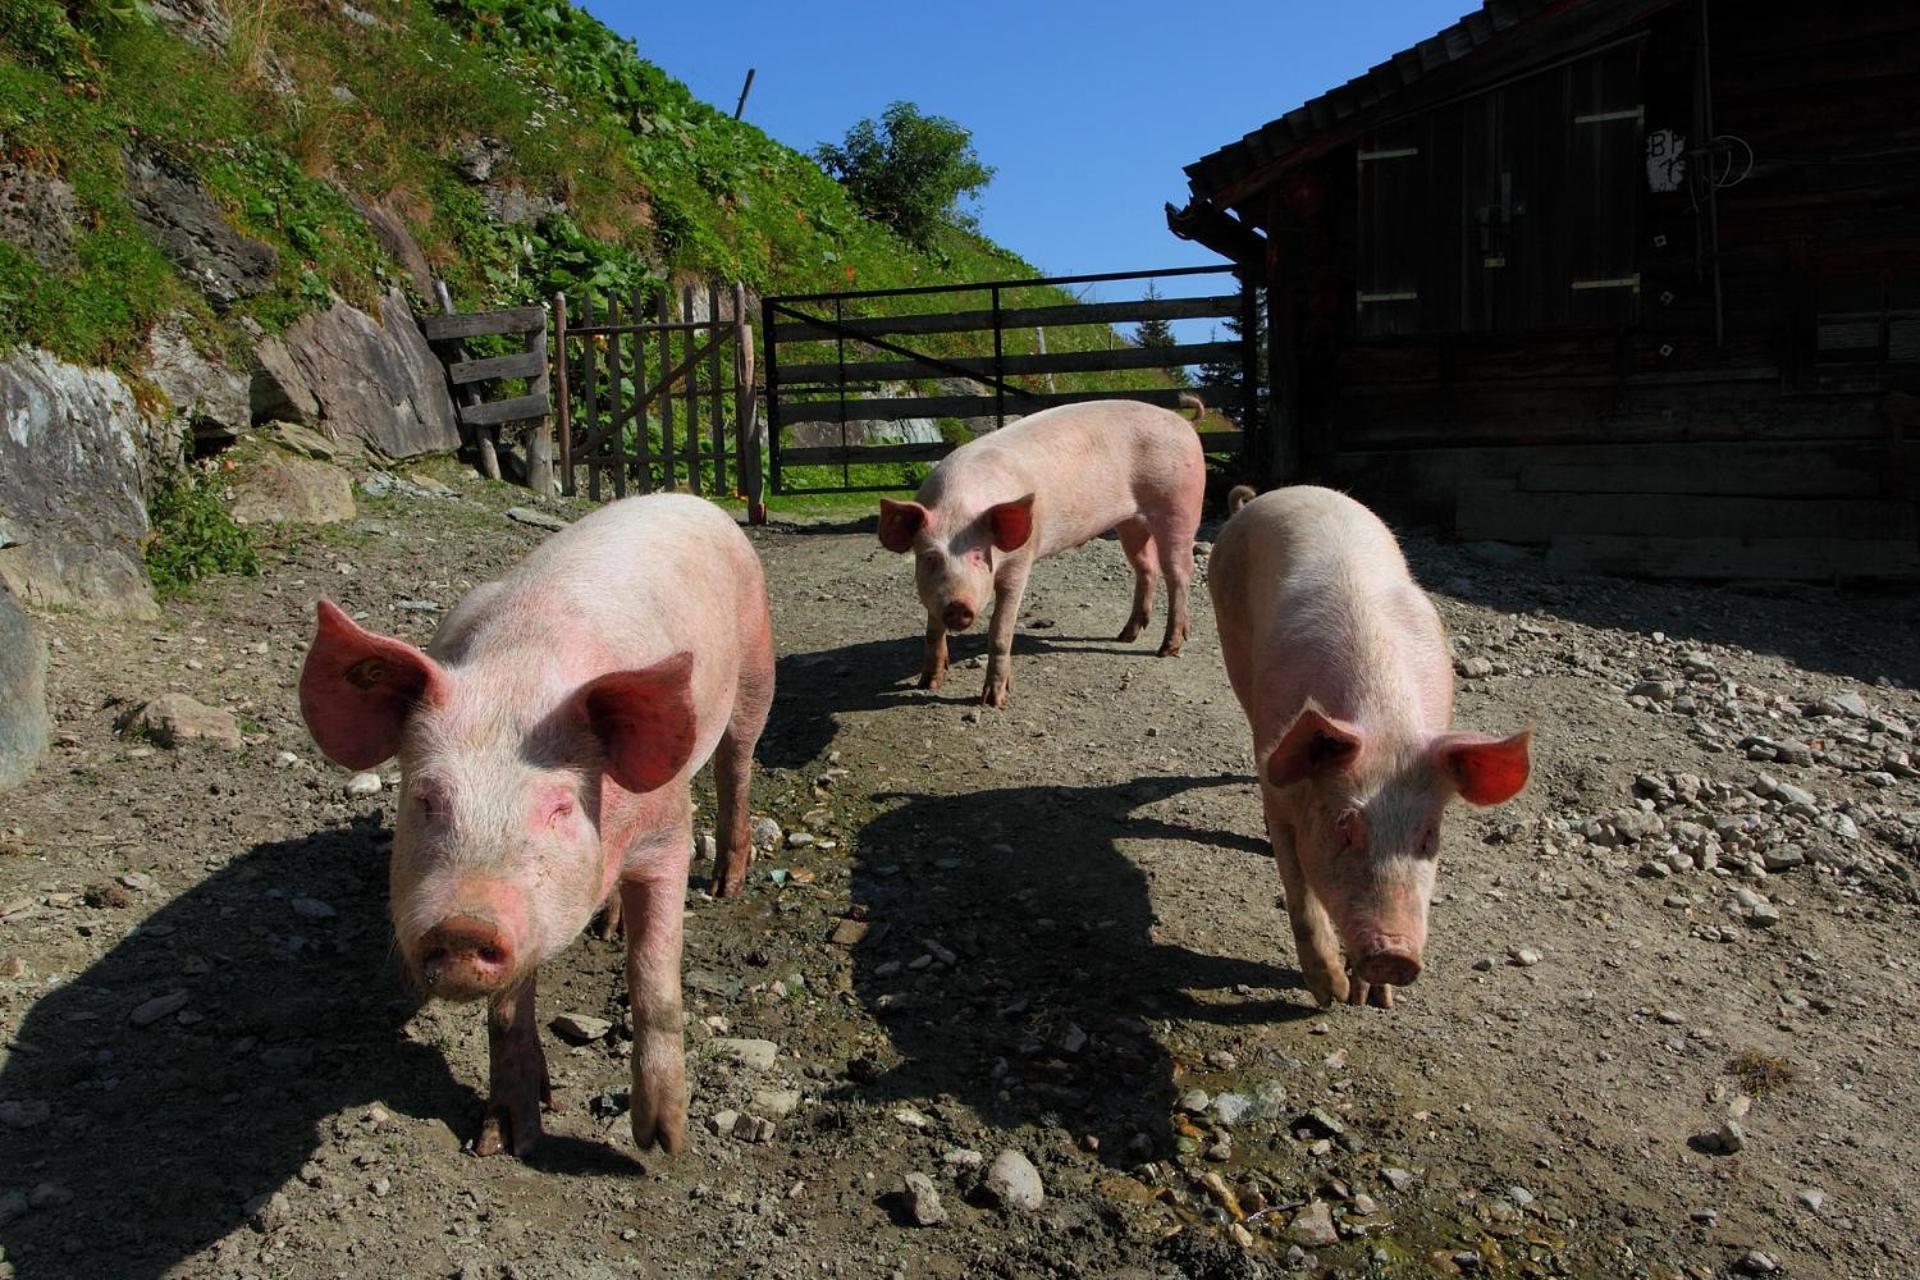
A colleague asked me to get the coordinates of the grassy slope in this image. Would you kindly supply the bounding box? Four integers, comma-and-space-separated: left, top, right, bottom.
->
0, 0, 1188, 503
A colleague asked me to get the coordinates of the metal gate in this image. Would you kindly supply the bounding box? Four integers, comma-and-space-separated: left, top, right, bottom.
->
761, 266, 1259, 496
551, 281, 764, 515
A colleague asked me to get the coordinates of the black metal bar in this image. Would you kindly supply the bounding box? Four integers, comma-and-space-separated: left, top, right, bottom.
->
992, 285, 1004, 430
767, 262, 1235, 306
763, 293, 784, 496
766, 299, 1042, 405
835, 295, 849, 492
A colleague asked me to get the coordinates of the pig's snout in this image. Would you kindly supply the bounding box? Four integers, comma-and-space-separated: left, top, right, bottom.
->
942, 601, 976, 631
417, 914, 515, 1000
1352, 937, 1422, 988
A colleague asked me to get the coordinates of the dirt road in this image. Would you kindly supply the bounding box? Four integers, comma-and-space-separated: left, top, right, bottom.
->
2, 464, 1916, 1279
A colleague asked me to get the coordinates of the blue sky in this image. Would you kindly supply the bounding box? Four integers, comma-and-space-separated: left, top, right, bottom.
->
581, 1, 1470, 315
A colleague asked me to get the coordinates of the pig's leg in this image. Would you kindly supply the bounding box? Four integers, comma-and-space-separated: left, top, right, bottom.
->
981, 561, 1030, 709
711, 633, 774, 898
1151, 515, 1195, 657
1264, 798, 1349, 1006
1346, 969, 1395, 1010
591, 893, 623, 940
919, 614, 949, 690
622, 822, 692, 1153
476, 973, 552, 1157
1115, 517, 1158, 643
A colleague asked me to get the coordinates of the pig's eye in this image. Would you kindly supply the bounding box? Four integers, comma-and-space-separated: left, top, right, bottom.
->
1333, 808, 1367, 851
412, 785, 448, 823
1417, 825, 1440, 858
967, 548, 987, 565
546, 796, 577, 828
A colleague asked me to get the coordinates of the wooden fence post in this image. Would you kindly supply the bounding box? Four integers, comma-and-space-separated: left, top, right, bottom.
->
735, 282, 764, 523
526, 318, 554, 497
553, 292, 573, 497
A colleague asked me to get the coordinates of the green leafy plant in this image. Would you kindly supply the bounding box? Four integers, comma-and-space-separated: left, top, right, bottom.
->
144, 465, 259, 598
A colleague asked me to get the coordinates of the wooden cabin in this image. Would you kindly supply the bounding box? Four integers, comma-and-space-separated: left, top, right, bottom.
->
1170, 0, 1920, 579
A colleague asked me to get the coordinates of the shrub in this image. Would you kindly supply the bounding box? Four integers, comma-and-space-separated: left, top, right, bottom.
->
144, 465, 258, 598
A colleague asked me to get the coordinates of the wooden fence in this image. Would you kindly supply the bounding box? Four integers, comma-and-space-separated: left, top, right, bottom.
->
553, 281, 762, 517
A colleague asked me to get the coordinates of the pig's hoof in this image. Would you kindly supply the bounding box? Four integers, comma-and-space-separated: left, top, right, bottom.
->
1117, 619, 1146, 643
1157, 640, 1183, 658
630, 1090, 687, 1154
1306, 967, 1348, 1008
711, 859, 749, 898
476, 1087, 549, 1159
917, 670, 943, 691
1345, 975, 1395, 1009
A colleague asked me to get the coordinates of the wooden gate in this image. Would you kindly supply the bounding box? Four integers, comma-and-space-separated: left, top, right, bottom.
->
552, 281, 764, 517
762, 265, 1258, 496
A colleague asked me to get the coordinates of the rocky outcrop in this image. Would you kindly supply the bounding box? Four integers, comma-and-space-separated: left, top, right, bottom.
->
0, 585, 50, 791
0, 163, 81, 271
143, 317, 249, 447
0, 349, 157, 618
249, 333, 321, 425
124, 147, 278, 309
146, 0, 232, 50
279, 290, 460, 458
349, 193, 436, 295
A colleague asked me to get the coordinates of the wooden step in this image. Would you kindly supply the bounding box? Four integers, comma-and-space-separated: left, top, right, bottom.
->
1456, 487, 1917, 544
1546, 535, 1920, 582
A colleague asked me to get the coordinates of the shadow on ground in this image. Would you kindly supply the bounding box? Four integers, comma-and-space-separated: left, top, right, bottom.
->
1403, 535, 1920, 690
0, 816, 608, 1278
841, 772, 1308, 1164
764, 629, 1170, 770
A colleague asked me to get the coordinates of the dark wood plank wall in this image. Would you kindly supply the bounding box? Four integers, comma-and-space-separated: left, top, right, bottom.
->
1287, 4, 1920, 466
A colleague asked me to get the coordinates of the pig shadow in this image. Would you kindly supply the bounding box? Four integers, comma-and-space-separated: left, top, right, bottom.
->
764, 628, 1168, 769
0, 816, 625, 1279
842, 772, 1310, 1164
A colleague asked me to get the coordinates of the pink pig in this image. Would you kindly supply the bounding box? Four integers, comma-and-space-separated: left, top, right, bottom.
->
1209, 485, 1531, 1008
298, 494, 773, 1157
878, 396, 1207, 707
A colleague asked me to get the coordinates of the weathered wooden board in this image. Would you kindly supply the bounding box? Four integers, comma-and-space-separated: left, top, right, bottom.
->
459, 393, 549, 428
1517, 460, 1881, 498
448, 350, 546, 385
1546, 535, 1920, 582
1456, 487, 1916, 543
419, 307, 546, 341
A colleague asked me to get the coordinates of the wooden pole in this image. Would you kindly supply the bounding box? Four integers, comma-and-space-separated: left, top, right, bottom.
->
733, 67, 756, 120
582, 290, 600, 502
553, 292, 573, 496
709, 281, 726, 496
737, 282, 764, 523
526, 320, 554, 497
683, 283, 699, 491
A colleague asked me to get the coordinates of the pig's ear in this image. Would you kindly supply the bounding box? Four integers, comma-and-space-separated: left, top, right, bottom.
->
299, 600, 447, 769
1432, 729, 1532, 806
1266, 703, 1363, 789
572, 652, 698, 794
877, 499, 929, 553
986, 494, 1036, 551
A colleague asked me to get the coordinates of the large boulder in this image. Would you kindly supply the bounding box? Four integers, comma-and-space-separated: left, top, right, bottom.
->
143, 317, 249, 447
0, 349, 158, 618
0, 585, 50, 791
280, 289, 460, 458
123, 147, 278, 309
229, 448, 356, 525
